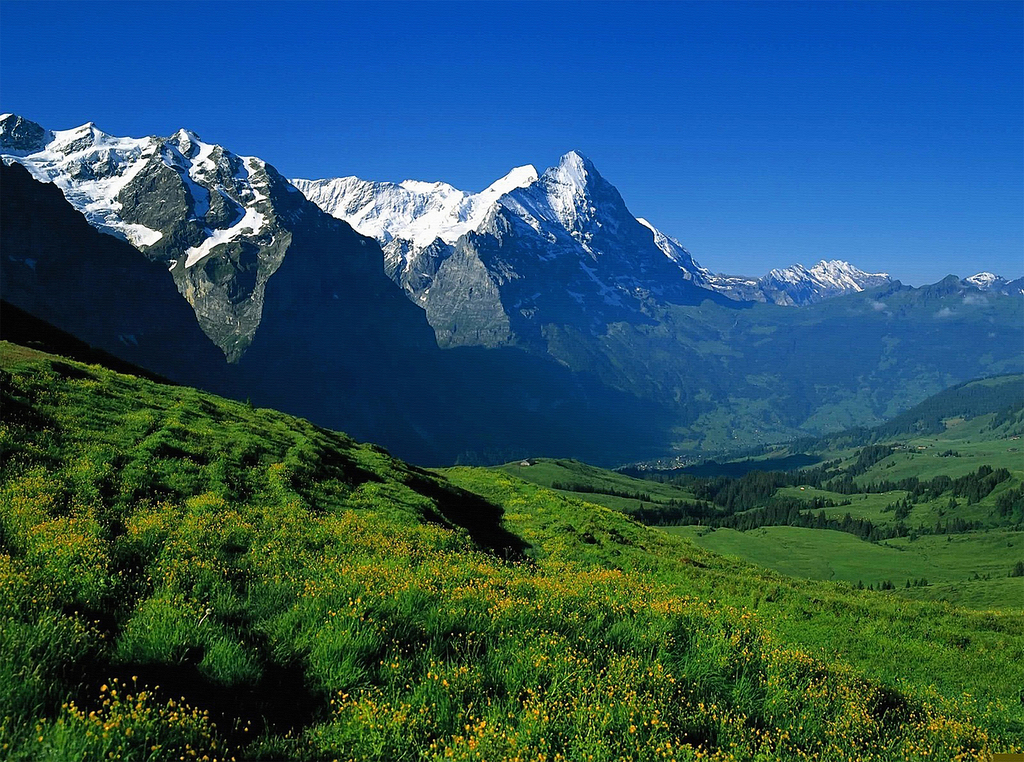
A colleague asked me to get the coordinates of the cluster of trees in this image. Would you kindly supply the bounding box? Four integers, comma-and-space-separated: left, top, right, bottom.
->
662, 455, 1011, 513
802, 465, 1011, 506
882, 497, 913, 521
622, 449, 1016, 541
853, 579, 928, 591
713, 502, 904, 541
855, 579, 906, 591
625, 500, 717, 526
848, 445, 896, 476
996, 485, 1024, 520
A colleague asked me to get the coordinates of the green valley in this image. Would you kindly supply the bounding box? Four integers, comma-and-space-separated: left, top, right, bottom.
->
500, 376, 1023, 611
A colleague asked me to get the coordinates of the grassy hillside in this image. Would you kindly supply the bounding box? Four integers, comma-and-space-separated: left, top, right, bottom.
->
495, 458, 702, 516
1, 342, 1023, 760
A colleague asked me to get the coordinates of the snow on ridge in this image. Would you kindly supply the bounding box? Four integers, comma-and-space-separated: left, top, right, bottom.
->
965, 272, 1005, 289
296, 151, 600, 255
2, 120, 164, 247
1, 118, 277, 253
293, 163, 540, 249
636, 217, 712, 283
184, 205, 266, 268
489, 164, 539, 194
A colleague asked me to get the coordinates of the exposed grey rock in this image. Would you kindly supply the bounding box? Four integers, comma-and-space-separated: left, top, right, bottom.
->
0, 114, 50, 154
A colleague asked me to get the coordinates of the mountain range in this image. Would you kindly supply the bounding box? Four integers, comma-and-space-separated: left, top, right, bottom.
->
292, 155, 904, 315
2, 114, 1021, 463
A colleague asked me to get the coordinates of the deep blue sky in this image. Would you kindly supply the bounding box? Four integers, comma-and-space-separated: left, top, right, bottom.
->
2, 1, 1021, 284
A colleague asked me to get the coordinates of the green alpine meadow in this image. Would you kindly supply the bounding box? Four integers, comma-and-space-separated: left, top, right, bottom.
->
2, 341, 1022, 761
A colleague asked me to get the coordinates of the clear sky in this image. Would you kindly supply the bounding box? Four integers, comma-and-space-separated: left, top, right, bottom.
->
2, 1, 1021, 284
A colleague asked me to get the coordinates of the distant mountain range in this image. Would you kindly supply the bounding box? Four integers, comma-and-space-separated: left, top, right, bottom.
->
3, 114, 1021, 463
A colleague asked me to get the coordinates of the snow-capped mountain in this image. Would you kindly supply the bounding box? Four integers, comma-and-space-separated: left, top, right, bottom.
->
294, 153, 716, 302
0, 113, 281, 258
301, 151, 731, 348
707, 260, 892, 306
0, 114, 292, 359
295, 151, 733, 347
0, 114, 412, 362
963, 272, 1024, 295
295, 155, 899, 326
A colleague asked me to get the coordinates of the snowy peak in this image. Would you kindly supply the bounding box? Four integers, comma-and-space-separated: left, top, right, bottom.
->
708, 259, 891, 306
3, 116, 164, 246
964, 272, 1005, 290
50, 121, 115, 154
765, 260, 889, 291
496, 150, 637, 249
549, 150, 596, 193
530, 151, 604, 225
963, 272, 1022, 295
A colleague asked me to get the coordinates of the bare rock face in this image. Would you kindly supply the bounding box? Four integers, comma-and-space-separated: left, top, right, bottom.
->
0, 114, 51, 154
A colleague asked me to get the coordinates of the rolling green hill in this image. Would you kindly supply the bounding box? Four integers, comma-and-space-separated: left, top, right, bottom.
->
1, 342, 1023, 760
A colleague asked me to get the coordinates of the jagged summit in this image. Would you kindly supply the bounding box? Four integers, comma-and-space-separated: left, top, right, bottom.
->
551, 149, 597, 187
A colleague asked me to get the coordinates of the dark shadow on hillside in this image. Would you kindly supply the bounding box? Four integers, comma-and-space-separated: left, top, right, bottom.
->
92, 655, 321, 753
1, 300, 177, 384
1, 366, 56, 430
404, 468, 530, 561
